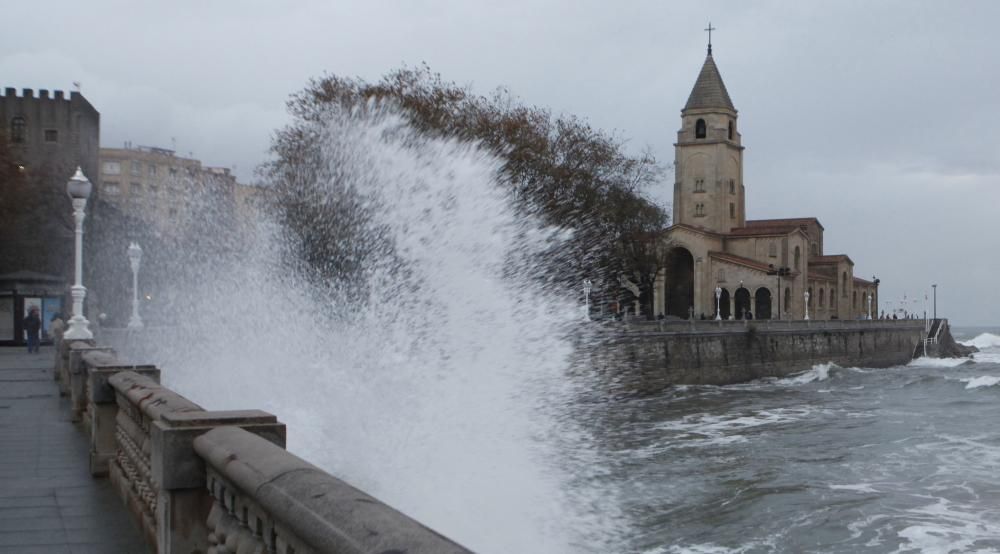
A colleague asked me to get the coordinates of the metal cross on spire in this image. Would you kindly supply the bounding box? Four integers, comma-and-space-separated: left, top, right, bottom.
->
705, 21, 716, 55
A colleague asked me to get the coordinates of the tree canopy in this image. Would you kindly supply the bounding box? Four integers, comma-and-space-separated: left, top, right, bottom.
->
264, 65, 669, 314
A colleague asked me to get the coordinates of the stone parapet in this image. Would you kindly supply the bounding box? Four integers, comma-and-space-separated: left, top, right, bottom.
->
195, 426, 471, 554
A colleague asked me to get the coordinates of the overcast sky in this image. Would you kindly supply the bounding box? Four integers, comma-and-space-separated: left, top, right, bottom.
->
4, 1, 998, 325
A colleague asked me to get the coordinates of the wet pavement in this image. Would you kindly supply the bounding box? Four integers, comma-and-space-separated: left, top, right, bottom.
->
0, 346, 149, 553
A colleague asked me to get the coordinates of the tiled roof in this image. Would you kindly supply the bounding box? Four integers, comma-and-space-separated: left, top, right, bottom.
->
746, 217, 824, 231
810, 254, 855, 265
684, 54, 736, 112
853, 277, 875, 286
726, 225, 798, 237
709, 251, 787, 274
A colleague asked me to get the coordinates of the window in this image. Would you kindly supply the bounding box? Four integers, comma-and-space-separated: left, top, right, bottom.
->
853, 291, 858, 309
728, 120, 734, 140
148, 164, 157, 176
10, 117, 26, 143
102, 161, 121, 175
130, 161, 142, 176
729, 203, 735, 218
694, 178, 705, 192
831, 288, 836, 307
169, 167, 178, 176
729, 179, 735, 194
695, 118, 706, 139
807, 287, 813, 306
44, 129, 58, 143
842, 272, 847, 295
695, 203, 705, 217
784, 288, 791, 314
717, 269, 726, 282
819, 288, 825, 308
768, 242, 777, 257
811, 242, 818, 256
103, 181, 120, 195
130, 182, 142, 195
794, 246, 801, 270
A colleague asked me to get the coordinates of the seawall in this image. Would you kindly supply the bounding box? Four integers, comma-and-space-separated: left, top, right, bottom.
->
589, 319, 927, 392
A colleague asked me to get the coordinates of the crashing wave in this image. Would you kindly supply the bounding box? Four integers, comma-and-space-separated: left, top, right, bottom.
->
960, 332, 1000, 349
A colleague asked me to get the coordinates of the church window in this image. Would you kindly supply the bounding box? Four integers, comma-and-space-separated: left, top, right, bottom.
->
10, 117, 26, 143
768, 242, 777, 257
807, 287, 813, 306
728, 121, 734, 140
694, 178, 705, 192
819, 288, 825, 307
729, 203, 735, 218
729, 179, 735, 194
695, 118, 706, 139
794, 246, 801, 270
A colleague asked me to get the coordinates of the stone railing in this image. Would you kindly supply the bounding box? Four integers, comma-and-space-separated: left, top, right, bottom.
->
58, 339, 473, 554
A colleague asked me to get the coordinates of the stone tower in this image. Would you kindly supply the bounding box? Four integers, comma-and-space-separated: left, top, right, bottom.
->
673, 48, 745, 233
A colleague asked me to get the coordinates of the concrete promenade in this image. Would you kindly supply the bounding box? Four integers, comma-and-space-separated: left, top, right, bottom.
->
0, 346, 148, 553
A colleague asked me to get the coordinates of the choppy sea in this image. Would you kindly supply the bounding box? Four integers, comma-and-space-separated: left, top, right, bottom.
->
606, 327, 1000, 553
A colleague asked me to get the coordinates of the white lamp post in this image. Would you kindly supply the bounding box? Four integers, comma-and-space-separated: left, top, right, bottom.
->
583, 279, 592, 321
714, 286, 722, 320
127, 242, 144, 329
867, 293, 873, 320
804, 290, 810, 320
64, 167, 93, 340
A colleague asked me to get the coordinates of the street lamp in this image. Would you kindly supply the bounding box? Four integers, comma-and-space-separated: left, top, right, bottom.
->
64, 167, 93, 340
932, 284, 937, 320
804, 290, 810, 320
867, 293, 872, 320
127, 242, 144, 329
583, 279, 592, 321
767, 264, 791, 320
714, 286, 722, 320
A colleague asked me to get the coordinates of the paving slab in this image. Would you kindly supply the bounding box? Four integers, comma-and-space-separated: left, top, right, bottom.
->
0, 347, 149, 553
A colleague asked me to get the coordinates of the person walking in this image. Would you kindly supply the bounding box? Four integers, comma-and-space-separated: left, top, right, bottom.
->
23, 306, 42, 354
49, 313, 66, 351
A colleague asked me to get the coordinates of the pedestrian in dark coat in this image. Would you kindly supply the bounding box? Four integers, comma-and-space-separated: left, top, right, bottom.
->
23, 307, 42, 354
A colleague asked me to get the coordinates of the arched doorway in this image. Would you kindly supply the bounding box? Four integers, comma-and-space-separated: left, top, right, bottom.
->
717, 288, 731, 319
755, 287, 772, 320
735, 287, 751, 319
664, 247, 694, 319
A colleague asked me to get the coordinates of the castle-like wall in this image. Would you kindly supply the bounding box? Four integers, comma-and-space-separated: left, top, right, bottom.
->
590, 320, 926, 392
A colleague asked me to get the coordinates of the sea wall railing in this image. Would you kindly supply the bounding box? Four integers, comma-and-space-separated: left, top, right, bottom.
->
55, 339, 472, 554
608, 317, 928, 336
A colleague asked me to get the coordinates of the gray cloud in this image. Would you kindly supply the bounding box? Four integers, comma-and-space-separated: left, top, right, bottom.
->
4, 0, 998, 324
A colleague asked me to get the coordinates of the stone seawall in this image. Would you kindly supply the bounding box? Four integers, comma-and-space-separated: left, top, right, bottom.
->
591, 320, 927, 392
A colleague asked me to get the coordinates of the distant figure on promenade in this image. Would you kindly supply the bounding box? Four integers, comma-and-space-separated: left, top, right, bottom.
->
23, 306, 42, 354
50, 313, 66, 351
746, 311, 754, 320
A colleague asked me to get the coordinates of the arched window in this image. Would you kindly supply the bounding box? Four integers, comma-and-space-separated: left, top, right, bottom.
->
853, 290, 858, 309
728, 120, 734, 140
729, 179, 735, 194
729, 203, 735, 218
842, 272, 847, 296
794, 246, 801, 270
819, 288, 825, 307
768, 242, 777, 257
784, 287, 791, 316
695, 118, 706, 139
694, 178, 705, 192
10, 117, 26, 143
811, 242, 818, 256
808, 287, 813, 306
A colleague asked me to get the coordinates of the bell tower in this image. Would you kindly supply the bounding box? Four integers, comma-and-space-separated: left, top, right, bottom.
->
673, 41, 745, 233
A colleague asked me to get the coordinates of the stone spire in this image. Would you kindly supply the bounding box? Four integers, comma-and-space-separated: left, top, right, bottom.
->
683, 53, 736, 112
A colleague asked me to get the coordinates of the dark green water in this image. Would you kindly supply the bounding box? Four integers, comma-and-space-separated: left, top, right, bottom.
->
608, 327, 1000, 553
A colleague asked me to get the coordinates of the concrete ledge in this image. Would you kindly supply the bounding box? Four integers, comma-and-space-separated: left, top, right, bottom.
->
195, 426, 472, 554
109, 370, 203, 419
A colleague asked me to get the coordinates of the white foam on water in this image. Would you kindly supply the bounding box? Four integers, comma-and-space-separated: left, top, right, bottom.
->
960, 376, 1000, 389
973, 350, 1000, 365
908, 356, 971, 368
961, 332, 1000, 349
893, 497, 1000, 554
776, 362, 836, 384
829, 483, 880, 494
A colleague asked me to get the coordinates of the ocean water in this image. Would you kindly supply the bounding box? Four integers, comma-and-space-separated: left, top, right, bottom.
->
609, 328, 1000, 553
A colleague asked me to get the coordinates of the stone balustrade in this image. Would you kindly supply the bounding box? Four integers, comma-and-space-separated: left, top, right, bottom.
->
57, 339, 472, 554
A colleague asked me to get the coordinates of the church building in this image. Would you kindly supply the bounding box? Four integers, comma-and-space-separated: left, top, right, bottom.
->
652, 45, 879, 320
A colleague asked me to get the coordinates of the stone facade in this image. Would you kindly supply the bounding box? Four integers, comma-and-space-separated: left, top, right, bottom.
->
653, 51, 879, 321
